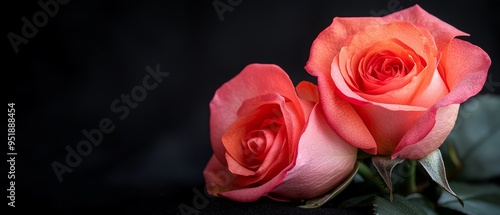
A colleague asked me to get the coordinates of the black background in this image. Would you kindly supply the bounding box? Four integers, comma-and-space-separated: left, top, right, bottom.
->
4, 0, 499, 214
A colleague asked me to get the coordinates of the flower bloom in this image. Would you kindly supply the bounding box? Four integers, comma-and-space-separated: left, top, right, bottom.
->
305, 5, 490, 159
204, 64, 357, 201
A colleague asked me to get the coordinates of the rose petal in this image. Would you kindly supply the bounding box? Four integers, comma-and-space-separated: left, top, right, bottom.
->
204, 155, 236, 196
410, 68, 449, 107
393, 39, 490, 159
236, 93, 305, 155
296, 81, 319, 121
384, 5, 468, 51
218, 166, 289, 202
231, 126, 289, 187
441, 39, 491, 93
269, 105, 357, 200
395, 104, 459, 159
353, 104, 425, 155
305, 17, 385, 78
223, 112, 272, 174
344, 22, 436, 60
222, 92, 302, 187
316, 74, 377, 154
296, 81, 319, 103
205, 153, 292, 202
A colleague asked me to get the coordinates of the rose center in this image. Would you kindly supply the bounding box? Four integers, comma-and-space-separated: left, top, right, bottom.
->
244, 130, 267, 157
240, 109, 284, 163
348, 38, 428, 94
363, 51, 412, 83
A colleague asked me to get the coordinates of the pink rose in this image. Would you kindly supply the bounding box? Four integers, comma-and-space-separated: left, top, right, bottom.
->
305, 5, 490, 159
204, 64, 357, 202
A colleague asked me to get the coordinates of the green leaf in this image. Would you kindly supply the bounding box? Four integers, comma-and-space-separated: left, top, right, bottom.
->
406, 194, 438, 215
299, 162, 359, 208
442, 95, 500, 181
338, 194, 375, 208
438, 182, 500, 215
418, 149, 463, 206
372, 156, 404, 201
374, 194, 426, 215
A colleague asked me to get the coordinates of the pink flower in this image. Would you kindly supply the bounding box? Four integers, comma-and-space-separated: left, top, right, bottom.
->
305, 5, 490, 159
204, 64, 357, 201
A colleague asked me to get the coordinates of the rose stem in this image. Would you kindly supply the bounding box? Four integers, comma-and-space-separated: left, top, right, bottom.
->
357, 161, 385, 191
406, 160, 417, 194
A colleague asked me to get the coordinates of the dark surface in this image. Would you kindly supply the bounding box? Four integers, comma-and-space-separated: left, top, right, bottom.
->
4, 0, 499, 214
168, 187, 372, 215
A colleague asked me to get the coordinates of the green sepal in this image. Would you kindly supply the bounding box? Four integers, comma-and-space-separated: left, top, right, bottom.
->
418, 149, 463, 207
372, 156, 404, 201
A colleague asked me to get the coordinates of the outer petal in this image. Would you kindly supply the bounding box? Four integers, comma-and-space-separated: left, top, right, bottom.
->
204, 155, 291, 202
352, 104, 425, 155
296, 81, 319, 118
296, 81, 319, 103
305, 17, 385, 78
210, 64, 304, 163
396, 104, 459, 159
393, 39, 490, 159
317, 75, 377, 154
268, 105, 357, 200
204, 155, 236, 196
383, 5, 468, 51
410, 69, 449, 108
441, 39, 491, 93
219, 167, 289, 202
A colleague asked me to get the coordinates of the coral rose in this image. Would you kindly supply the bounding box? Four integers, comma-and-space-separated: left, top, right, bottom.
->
204, 64, 357, 202
305, 5, 490, 159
